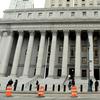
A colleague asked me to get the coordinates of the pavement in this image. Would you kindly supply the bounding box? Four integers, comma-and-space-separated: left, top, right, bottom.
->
0, 93, 100, 100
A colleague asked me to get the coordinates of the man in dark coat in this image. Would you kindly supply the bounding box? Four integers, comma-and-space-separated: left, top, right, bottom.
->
88, 79, 93, 92
95, 80, 99, 91
36, 80, 39, 91
14, 80, 18, 91
6, 79, 13, 89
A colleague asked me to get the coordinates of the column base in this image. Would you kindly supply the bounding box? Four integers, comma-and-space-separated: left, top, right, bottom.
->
0, 73, 5, 77
35, 75, 42, 79
10, 74, 16, 77
20, 75, 29, 79
47, 75, 54, 78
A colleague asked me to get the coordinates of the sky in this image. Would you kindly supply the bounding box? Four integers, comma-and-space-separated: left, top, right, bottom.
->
0, 0, 45, 18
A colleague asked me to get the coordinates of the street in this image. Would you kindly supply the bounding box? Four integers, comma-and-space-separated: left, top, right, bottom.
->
0, 93, 100, 100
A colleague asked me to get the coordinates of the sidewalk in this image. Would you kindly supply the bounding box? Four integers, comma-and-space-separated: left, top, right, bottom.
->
1, 90, 100, 95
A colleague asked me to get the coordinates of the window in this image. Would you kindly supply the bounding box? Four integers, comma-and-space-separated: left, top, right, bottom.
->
66, 4, 70, 7
17, 13, 22, 18
67, 0, 70, 2
89, 3, 93, 6
82, 46, 87, 52
28, 13, 32, 17
94, 11, 98, 16
49, 12, 53, 16
94, 57, 99, 64
94, 47, 98, 57
58, 57, 62, 63
71, 12, 75, 16
74, 4, 77, 7
70, 57, 75, 63
81, 69, 87, 78
82, 57, 87, 64
82, 12, 86, 16
59, 45, 63, 52
38, 13, 42, 16
59, 4, 62, 7
70, 48, 75, 57
51, 4, 55, 7
57, 69, 61, 77
82, 4, 85, 7
82, 0, 85, 1
60, 12, 64, 16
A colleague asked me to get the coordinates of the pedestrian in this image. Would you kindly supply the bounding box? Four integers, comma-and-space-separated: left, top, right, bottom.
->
72, 78, 75, 86
88, 79, 93, 92
13, 79, 18, 91
68, 79, 72, 90
6, 79, 13, 89
95, 80, 99, 92
36, 80, 39, 91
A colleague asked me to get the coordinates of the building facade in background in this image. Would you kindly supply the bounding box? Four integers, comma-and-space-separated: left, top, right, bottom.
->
45, 0, 100, 8
0, 0, 100, 92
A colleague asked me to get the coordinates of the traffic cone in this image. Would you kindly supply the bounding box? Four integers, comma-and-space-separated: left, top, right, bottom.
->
6, 85, 12, 97
38, 86, 45, 97
71, 85, 78, 97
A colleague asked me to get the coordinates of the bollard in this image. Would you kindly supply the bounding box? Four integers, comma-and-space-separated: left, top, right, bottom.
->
52, 84, 55, 91
21, 84, 24, 91
45, 84, 47, 91
58, 85, 60, 92
29, 84, 32, 91
80, 85, 83, 92
63, 85, 66, 92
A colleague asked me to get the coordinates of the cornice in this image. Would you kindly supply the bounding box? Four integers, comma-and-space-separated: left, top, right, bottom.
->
0, 18, 100, 24
4, 7, 100, 13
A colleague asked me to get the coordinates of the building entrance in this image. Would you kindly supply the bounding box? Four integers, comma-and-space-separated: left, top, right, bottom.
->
94, 69, 100, 80
69, 68, 75, 79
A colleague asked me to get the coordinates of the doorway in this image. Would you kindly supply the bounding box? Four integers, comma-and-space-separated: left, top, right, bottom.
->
94, 69, 100, 80
69, 68, 75, 79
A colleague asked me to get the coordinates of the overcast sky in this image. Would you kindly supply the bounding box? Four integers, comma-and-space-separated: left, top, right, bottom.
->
0, 0, 45, 18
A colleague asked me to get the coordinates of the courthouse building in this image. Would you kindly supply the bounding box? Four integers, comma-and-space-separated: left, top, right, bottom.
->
0, 0, 100, 91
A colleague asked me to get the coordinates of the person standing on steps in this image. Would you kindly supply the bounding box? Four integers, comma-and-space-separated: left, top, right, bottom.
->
36, 80, 39, 91
13, 79, 18, 91
95, 80, 99, 92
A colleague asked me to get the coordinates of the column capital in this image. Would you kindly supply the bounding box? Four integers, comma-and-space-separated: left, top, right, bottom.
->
63, 30, 69, 36
75, 30, 81, 33
7, 31, 14, 36
2, 31, 8, 37
29, 31, 35, 36
63, 30, 69, 33
18, 31, 24, 36
40, 30, 46, 36
87, 30, 94, 33
51, 30, 57, 36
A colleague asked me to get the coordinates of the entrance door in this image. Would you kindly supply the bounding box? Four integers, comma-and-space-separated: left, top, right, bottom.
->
69, 68, 75, 79
94, 69, 100, 80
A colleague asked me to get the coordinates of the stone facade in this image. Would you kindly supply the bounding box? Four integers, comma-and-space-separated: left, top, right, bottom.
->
0, 0, 100, 92
45, 0, 100, 8
9, 0, 34, 9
